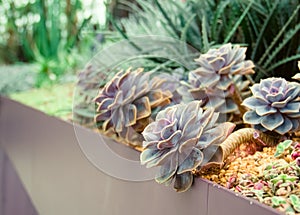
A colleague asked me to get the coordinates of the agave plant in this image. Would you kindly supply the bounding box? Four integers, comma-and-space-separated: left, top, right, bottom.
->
94, 67, 172, 146
178, 43, 254, 119
140, 101, 235, 192
242, 77, 300, 135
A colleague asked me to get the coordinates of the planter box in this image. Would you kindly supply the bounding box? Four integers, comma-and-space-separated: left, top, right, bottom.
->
0, 96, 282, 215
0, 147, 38, 215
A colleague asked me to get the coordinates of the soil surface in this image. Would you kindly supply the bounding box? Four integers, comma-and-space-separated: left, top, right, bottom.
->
201, 140, 300, 215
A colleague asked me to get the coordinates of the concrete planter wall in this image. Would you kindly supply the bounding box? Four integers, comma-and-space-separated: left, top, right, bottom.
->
0, 96, 282, 215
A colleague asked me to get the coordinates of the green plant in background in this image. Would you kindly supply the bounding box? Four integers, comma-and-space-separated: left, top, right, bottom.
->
0, 64, 37, 95
74, 0, 300, 127
0, 0, 92, 87
110, 0, 299, 80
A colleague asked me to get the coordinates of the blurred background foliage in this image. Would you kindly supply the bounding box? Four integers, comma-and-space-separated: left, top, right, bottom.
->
73, 0, 300, 125
109, 0, 300, 81
0, 0, 299, 121
0, 0, 108, 88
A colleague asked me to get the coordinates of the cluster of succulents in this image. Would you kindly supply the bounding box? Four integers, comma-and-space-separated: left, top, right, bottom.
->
93, 41, 300, 194
94, 68, 173, 146
140, 101, 235, 192
229, 140, 300, 214
242, 78, 300, 135
178, 43, 254, 119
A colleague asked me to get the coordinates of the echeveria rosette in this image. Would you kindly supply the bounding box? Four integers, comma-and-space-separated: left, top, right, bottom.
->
94, 68, 172, 146
178, 44, 254, 116
191, 43, 255, 91
242, 78, 300, 135
140, 101, 235, 192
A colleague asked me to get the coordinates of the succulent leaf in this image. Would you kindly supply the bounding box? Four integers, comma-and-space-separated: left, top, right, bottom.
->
173, 172, 194, 193
140, 101, 235, 192
293, 73, 300, 80
243, 77, 300, 135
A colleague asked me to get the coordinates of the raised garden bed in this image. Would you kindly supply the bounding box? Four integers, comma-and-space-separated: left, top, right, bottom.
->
0, 96, 282, 215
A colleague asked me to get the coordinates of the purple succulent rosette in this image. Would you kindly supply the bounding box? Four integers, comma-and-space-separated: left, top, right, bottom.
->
191, 43, 255, 91
140, 101, 235, 192
242, 77, 300, 135
94, 68, 172, 146
178, 43, 254, 115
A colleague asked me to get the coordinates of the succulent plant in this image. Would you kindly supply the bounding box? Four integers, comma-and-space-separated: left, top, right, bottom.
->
274, 140, 294, 158
94, 67, 172, 146
154, 69, 184, 105
191, 43, 255, 90
232, 143, 300, 214
178, 44, 254, 118
140, 101, 235, 192
242, 77, 300, 135
289, 194, 300, 213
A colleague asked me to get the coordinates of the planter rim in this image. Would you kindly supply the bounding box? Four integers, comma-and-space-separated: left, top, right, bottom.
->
0, 96, 282, 215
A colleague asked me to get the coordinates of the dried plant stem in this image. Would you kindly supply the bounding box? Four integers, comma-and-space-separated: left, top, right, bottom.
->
220, 128, 282, 161
199, 128, 283, 172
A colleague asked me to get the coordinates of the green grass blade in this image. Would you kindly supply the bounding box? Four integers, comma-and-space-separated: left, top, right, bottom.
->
251, 0, 279, 60
180, 14, 196, 54
68, 16, 92, 49
154, 0, 180, 38
211, 0, 230, 41
37, 0, 50, 58
108, 14, 142, 51
258, 4, 300, 65
201, 15, 209, 52
266, 54, 300, 72
49, 0, 60, 57
224, 0, 253, 43
263, 23, 300, 68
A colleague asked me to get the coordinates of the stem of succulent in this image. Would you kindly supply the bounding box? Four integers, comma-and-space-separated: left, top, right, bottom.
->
230, 83, 248, 117
220, 128, 282, 162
